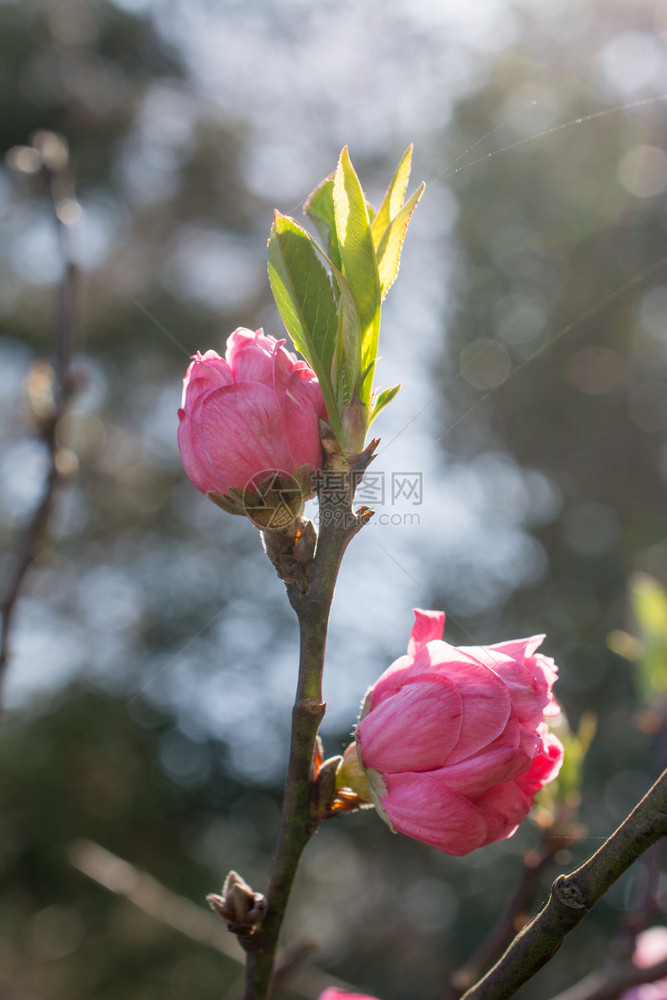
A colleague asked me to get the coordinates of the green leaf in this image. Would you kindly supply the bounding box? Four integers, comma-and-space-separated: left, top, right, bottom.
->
370, 382, 401, 422
371, 144, 414, 248
297, 224, 363, 421
540, 712, 596, 802
332, 147, 382, 405
631, 573, 667, 637
267, 211, 340, 431
327, 255, 363, 407
303, 176, 342, 272
628, 573, 667, 700
376, 182, 425, 300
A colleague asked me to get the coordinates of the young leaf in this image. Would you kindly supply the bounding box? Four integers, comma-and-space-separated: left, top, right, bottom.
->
304, 176, 342, 272
370, 382, 401, 422
333, 147, 382, 405
371, 145, 415, 248
376, 182, 425, 300
327, 254, 362, 406
267, 211, 339, 428
299, 226, 363, 416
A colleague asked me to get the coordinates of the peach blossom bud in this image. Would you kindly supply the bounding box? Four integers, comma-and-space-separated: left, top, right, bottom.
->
353, 609, 564, 855
178, 328, 327, 527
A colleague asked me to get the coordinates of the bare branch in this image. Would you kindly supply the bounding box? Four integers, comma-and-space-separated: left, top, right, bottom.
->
461, 769, 667, 1000
0, 133, 79, 699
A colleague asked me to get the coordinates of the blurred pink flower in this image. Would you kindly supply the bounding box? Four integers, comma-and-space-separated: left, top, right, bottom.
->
177, 328, 326, 523
319, 990, 380, 1000
622, 927, 667, 1000
349, 609, 563, 855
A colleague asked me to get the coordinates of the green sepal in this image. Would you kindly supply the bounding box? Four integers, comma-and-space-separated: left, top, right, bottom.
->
370, 382, 401, 423
267, 210, 340, 435
332, 147, 382, 407
339, 394, 368, 457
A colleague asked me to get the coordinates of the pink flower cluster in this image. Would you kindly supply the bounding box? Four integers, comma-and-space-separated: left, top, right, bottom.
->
349, 609, 563, 855
177, 328, 326, 501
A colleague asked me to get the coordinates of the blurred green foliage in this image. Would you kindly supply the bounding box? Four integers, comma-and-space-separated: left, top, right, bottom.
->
0, 683, 266, 998
609, 573, 667, 704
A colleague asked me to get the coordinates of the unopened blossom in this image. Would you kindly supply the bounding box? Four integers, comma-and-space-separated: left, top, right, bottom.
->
177, 328, 327, 526
343, 609, 563, 856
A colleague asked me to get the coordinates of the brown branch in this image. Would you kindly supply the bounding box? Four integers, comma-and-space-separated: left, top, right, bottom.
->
460, 768, 667, 1000
448, 846, 556, 999
240, 450, 376, 1000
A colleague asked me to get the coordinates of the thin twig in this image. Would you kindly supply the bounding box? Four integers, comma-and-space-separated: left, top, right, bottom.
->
0, 134, 78, 700
69, 839, 354, 1000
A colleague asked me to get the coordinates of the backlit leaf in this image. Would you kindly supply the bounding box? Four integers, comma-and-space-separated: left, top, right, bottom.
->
333, 147, 381, 405
267, 211, 339, 429
376, 182, 425, 300
371, 144, 415, 248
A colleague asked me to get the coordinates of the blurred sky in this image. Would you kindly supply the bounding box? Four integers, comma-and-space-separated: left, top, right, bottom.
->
2, 0, 667, 780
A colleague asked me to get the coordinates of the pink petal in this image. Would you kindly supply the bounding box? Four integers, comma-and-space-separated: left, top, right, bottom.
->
515, 729, 564, 796
177, 409, 220, 493
365, 654, 414, 708
197, 384, 295, 489
490, 634, 546, 660
488, 638, 560, 709
473, 781, 533, 846
460, 643, 547, 728
381, 770, 491, 855
282, 371, 327, 469
226, 328, 284, 387
422, 646, 513, 764
460, 636, 559, 728
357, 675, 463, 773
407, 609, 446, 656
181, 351, 233, 408
438, 734, 537, 797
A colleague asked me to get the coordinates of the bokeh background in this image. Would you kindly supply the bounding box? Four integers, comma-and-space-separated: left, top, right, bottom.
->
1, 0, 667, 997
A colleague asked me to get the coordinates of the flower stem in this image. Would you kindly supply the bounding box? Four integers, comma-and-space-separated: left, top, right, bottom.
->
242, 476, 372, 1000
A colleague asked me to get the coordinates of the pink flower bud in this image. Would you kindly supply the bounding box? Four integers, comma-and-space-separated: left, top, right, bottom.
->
177, 329, 327, 525
353, 609, 564, 856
